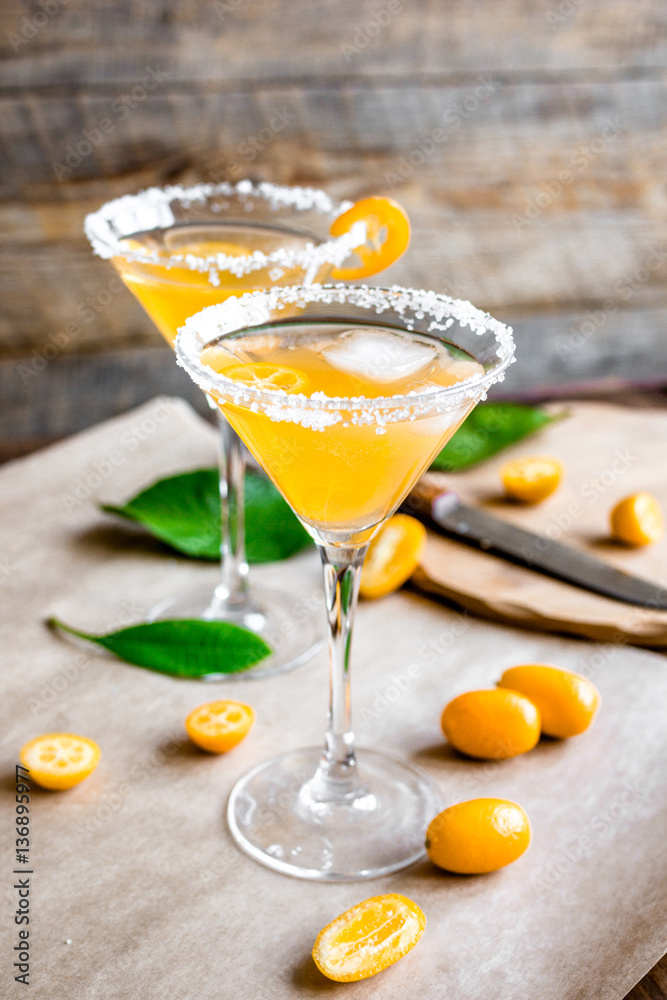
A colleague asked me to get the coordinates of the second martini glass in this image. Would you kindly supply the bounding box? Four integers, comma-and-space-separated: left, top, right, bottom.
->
176, 284, 515, 879
85, 182, 410, 678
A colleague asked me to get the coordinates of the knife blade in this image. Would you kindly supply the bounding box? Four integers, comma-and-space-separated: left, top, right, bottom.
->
404, 488, 667, 610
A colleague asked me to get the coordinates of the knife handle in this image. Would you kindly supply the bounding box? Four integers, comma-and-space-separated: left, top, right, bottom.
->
404, 477, 456, 520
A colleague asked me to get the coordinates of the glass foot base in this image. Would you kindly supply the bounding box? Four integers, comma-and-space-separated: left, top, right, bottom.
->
227, 747, 443, 880
147, 584, 322, 680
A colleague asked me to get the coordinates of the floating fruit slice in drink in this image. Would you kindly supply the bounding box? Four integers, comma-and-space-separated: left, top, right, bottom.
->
426, 798, 531, 874
501, 455, 562, 503
224, 363, 308, 393
360, 514, 427, 599
330, 197, 411, 280
441, 688, 541, 760
312, 894, 425, 982
610, 492, 665, 546
20, 733, 101, 790
498, 664, 600, 738
186, 700, 255, 753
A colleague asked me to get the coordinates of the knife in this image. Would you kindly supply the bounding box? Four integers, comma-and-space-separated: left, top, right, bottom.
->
403, 486, 667, 610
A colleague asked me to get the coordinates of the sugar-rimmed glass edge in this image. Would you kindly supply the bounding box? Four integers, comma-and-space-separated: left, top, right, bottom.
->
175, 283, 516, 424
83, 180, 366, 282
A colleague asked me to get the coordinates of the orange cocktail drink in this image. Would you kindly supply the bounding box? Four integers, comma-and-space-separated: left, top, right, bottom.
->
200, 323, 483, 541
84, 182, 405, 677
176, 284, 515, 882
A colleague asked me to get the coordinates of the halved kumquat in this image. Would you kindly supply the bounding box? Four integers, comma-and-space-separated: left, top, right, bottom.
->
186, 700, 255, 753
330, 197, 411, 280
20, 733, 100, 791
312, 894, 425, 982
610, 492, 664, 546
360, 514, 427, 600
501, 456, 562, 504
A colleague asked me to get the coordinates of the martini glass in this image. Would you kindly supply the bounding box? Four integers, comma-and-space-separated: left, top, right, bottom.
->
176, 284, 515, 880
84, 182, 405, 678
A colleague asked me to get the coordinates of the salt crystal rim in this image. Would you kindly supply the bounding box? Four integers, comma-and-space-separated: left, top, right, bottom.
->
175, 284, 515, 423
83, 180, 366, 281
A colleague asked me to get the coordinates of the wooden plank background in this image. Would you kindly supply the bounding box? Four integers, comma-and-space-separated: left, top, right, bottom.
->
1, 0, 667, 455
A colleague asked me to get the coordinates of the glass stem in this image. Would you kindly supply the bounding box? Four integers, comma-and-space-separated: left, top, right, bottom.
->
314, 543, 368, 801
214, 408, 250, 611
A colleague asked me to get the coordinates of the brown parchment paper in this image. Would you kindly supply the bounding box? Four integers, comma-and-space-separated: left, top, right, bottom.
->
412, 401, 667, 649
1, 397, 666, 1000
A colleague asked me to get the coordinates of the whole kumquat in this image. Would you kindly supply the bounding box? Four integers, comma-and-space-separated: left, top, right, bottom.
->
498, 664, 600, 738
426, 798, 531, 874
441, 688, 541, 760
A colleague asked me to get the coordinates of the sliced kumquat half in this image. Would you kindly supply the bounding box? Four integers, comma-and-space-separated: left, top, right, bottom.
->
501, 455, 563, 504
312, 894, 425, 983
223, 362, 308, 393
610, 492, 664, 546
185, 700, 255, 753
360, 514, 427, 600
20, 733, 101, 791
329, 197, 411, 280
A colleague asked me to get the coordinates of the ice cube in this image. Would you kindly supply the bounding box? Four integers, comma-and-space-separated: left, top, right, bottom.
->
322, 328, 436, 384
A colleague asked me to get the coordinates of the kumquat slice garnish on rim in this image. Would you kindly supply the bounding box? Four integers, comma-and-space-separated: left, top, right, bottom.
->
20, 733, 101, 791
329, 197, 411, 280
223, 363, 309, 393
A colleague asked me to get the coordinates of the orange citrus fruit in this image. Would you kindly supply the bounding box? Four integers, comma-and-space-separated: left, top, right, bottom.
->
20, 733, 100, 791
501, 456, 562, 503
610, 492, 664, 546
499, 664, 600, 738
360, 514, 427, 599
312, 894, 425, 982
441, 688, 541, 760
426, 798, 531, 874
223, 363, 308, 393
330, 197, 411, 280
186, 700, 255, 753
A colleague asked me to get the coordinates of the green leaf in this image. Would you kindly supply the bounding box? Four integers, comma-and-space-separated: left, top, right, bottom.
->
47, 616, 271, 678
243, 472, 312, 563
430, 403, 558, 472
102, 469, 312, 564
103, 469, 220, 560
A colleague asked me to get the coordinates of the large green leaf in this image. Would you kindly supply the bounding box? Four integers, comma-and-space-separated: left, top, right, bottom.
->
430, 403, 558, 472
102, 469, 312, 563
48, 617, 271, 678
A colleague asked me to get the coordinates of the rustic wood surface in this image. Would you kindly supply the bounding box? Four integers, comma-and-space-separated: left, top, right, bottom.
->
2, 0, 667, 417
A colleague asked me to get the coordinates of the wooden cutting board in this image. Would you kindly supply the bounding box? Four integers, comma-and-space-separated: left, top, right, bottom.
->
410, 401, 667, 650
